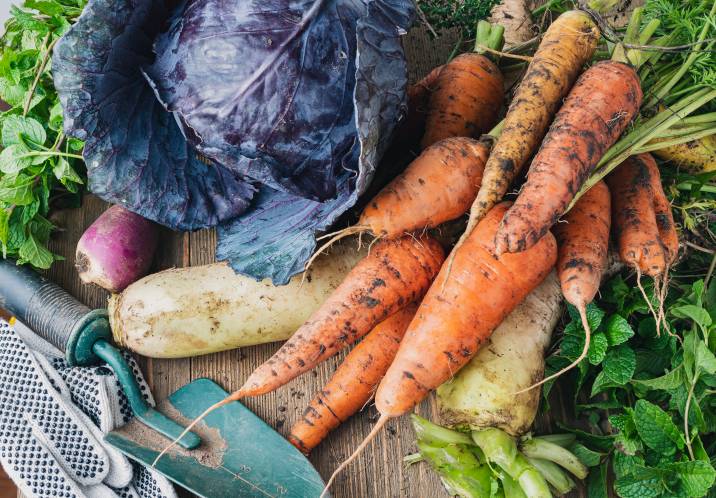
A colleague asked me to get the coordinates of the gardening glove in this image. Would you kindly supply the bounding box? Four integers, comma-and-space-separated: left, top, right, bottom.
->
0, 318, 177, 498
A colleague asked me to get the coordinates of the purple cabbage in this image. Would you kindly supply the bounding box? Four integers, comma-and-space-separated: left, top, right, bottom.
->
53, 0, 414, 283
52, 0, 255, 230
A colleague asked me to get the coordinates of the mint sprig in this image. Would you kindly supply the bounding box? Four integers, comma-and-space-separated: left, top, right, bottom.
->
0, 0, 86, 268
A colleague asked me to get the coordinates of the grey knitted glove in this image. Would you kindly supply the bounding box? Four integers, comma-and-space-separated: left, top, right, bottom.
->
0, 318, 177, 498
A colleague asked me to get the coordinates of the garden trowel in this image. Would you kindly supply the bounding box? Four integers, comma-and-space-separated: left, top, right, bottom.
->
0, 260, 327, 497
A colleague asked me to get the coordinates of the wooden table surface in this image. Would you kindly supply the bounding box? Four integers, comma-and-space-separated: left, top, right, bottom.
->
28, 28, 574, 498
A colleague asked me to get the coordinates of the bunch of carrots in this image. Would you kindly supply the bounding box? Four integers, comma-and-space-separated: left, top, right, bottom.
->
157, 2, 715, 495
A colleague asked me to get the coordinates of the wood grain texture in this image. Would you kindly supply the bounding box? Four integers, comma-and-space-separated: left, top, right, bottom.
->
16, 27, 582, 498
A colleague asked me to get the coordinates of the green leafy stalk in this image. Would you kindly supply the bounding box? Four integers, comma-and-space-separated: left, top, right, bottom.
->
417, 442, 494, 498
472, 428, 552, 498
520, 437, 589, 479
525, 457, 576, 495
411, 414, 474, 446
474, 20, 505, 59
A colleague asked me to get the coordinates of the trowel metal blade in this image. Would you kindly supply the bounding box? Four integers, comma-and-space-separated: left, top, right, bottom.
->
105, 378, 328, 498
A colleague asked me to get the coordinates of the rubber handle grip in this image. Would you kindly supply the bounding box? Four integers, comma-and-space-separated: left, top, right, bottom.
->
0, 259, 89, 353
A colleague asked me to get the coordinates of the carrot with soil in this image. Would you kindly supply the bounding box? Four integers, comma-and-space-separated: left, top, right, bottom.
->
305, 136, 489, 269
493, 8, 659, 255
517, 181, 611, 394
155, 234, 444, 463
420, 21, 505, 149
288, 303, 417, 454
321, 202, 557, 495
452, 10, 600, 257
606, 153, 678, 332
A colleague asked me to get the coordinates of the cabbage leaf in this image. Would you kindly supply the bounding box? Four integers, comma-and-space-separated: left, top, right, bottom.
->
52, 0, 255, 230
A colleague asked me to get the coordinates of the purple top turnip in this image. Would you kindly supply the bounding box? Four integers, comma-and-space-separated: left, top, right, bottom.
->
76, 205, 159, 293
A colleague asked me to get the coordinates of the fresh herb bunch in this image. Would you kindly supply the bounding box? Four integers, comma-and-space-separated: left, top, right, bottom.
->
417, 0, 500, 38
0, 0, 86, 269
545, 161, 716, 498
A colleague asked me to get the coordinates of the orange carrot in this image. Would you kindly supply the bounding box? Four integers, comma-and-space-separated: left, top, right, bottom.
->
288, 303, 417, 454
495, 60, 642, 254
420, 52, 503, 149
517, 181, 611, 393
456, 10, 600, 255
321, 202, 557, 494
360, 137, 488, 237
155, 234, 444, 463
306, 137, 488, 268
554, 181, 611, 310
606, 153, 677, 277
606, 153, 678, 334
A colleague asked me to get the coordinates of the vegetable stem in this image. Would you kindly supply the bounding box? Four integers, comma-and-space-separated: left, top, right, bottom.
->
22, 34, 55, 116
520, 438, 588, 479
472, 428, 552, 498
526, 457, 575, 495
411, 415, 473, 446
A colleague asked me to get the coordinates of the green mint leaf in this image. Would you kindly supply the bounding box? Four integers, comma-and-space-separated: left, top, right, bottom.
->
695, 340, 716, 375
67, 138, 84, 151
29, 215, 54, 244
24, 0, 65, 16
589, 332, 609, 365
632, 366, 684, 391
634, 399, 684, 455
0, 77, 27, 106
567, 302, 605, 331
48, 100, 64, 131
18, 232, 53, 269
614, 474, 664, 498
20, 197, 39, 224
671, 304, 712, 331
613, 452, 645, 479
53, 157, 83, 185
9, 6, 50, 34
0, 175, 35, 205
569, 443, 603, 467
665, 460, 716, 497
7, 209, 26, 251
587, 462, 608, 498
606, 314, 635, 346
604, 345, 637, 384
0, 143, 33, 174
1, 115, 46, 147
591, 369, 618, 397
604, 275, 630, 311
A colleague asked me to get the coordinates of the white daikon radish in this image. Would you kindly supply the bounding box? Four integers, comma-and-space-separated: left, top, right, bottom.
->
109, 243, 366, 358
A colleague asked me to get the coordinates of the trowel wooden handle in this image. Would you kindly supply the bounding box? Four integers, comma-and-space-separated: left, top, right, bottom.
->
0, 259, 111, 365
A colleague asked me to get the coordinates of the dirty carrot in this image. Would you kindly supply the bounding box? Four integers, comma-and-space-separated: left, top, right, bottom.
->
606, 153, 678, 332
321, 202, 557, 495
518, 181, 611, 393
420, 21, 505, 149
288, 303, 417, 454
155, 234, 444, 464
454, 10, 600, 255
606, 154, 677, 278
306, 137, 489, 268
494, 56, 642, 254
